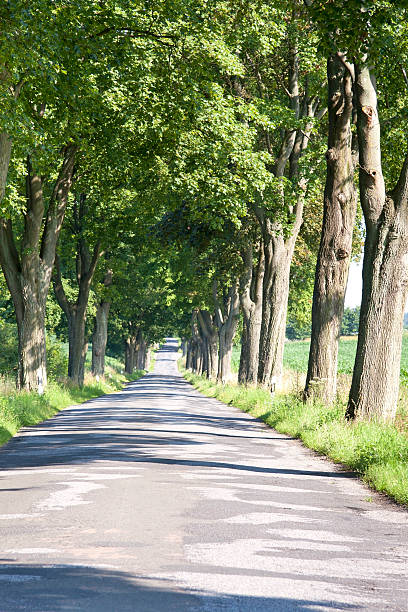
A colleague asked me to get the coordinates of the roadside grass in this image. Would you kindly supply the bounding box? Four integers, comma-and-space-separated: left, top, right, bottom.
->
181, 365, 408, 506
0, 365, 145, 448
232, 333, 408, 377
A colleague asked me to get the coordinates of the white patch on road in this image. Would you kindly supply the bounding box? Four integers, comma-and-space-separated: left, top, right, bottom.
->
6, 548, 59, 554
37, 481, 105, 510
222, 512, 322, 524
185, 539, 408, 580
0, 513, 43, 520
0, 575, 42, 582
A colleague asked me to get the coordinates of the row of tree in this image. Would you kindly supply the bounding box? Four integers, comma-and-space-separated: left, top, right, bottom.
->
1, 1, 407, 424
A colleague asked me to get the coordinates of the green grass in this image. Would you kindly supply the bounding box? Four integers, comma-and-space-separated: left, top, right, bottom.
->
0, 365, 145, 448
232, 333, 408, 377
181, 365, 408, 506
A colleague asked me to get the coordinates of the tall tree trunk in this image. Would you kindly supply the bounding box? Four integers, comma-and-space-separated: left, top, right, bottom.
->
186, 338, 193, 370
0, 132, 12, 203
125, 335, 137, 374
346, 64, 408, 421
197, 310, 218, 378
239, 242, 264, 384
213, 281, 240, 383
17, 293, 47, 392
92, 301, 110, 377
304, 54, 357, 403
67, 305, 89, 385
190, 310, 205, 374
256, 47, 321, 389
135, 330, 148, 370
92, 268, 112, 377
0, 146, 76, 390
53, 196, 102, 387
257, 225, 300, 388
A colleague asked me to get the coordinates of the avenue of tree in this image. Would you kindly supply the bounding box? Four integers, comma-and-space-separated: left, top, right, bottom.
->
1, 1, 408, 423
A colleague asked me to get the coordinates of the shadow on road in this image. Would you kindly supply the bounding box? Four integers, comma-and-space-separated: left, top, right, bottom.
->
0, 563, 362, 611
0, 360, 355, 482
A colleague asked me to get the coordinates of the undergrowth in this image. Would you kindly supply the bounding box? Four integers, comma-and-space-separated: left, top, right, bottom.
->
182, 366, 408, 506
0, 366, 144, 448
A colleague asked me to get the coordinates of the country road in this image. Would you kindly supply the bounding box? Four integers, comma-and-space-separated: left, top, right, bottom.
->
0, 338, 407, 611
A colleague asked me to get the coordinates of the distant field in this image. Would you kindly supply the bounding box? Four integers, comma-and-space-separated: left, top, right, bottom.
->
232, 334, 408, 377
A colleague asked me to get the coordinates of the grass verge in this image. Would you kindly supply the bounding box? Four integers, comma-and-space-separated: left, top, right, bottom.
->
0, 365, 145, 448
181, 365, 408, 506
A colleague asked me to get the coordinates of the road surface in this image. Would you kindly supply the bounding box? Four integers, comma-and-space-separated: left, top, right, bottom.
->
0, 339, 407, 611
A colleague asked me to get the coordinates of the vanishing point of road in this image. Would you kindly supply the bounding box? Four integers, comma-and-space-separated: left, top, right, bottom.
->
0, 339, 407, 611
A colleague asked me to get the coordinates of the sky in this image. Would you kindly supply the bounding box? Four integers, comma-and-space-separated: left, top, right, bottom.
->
345, 261, 363, 308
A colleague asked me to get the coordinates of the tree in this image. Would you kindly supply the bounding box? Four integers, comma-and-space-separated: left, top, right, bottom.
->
346, 60, 408, 421
92, 267, 113, 377
307, 0, 408, 420
53, 194, 102, 386
304, 53, 357, 403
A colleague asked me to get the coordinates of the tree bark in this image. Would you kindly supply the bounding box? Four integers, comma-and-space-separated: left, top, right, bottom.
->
0, 132, 12, 203
125, 335, 138, 374
257, 222, 300, 388
92, 301, 110, 377
0, 146, 76, 390
346, 64, 408, 422
92, 269, 113, 377
304, 54, 357, 403
238, 242, 264, 384
213, 280, 240, 383
197, 310, 218, 378
256, 48, 320, 389
53, 195, 102, 386
135, 329, 148, 370
186, 338, 193, 369
190, 310, 204, 374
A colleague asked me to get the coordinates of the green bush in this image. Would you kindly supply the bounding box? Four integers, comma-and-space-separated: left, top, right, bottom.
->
46, 336, 69, 380
0, 320, 18, 376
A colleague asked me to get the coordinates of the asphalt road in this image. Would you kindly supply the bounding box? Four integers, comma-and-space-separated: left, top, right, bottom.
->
0, 338, 407, 611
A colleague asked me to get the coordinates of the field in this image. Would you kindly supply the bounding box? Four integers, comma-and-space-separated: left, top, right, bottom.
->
232, 334, 408, 378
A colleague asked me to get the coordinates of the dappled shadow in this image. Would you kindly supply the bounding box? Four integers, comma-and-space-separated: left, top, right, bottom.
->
0, 563, 363, 611
0, 352, 355, 481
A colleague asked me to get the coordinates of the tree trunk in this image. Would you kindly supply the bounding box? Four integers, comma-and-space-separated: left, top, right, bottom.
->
346, 63, 408, 421
67, 307, 88, 385
136, 330, 148, 370
145, 347, 151, 370
92, 268, 113, 377
238, 242, 264, 384
255, 46, 320, 390
125, 335, 138, 374
53, 196, 102, 387
304, 55, 357, 403
92, 301, 110, 376
257, 228, 298, 388
0, 146, 76, 391
213, 281, 240, 383
17, 293, 47, 391
0, 132, 12, 203
197, 310, 218, 378
191, 311, 204, 374
186, 338, 193, 369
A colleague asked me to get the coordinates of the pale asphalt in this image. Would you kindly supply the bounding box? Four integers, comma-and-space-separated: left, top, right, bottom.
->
0, 339, 407, 611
